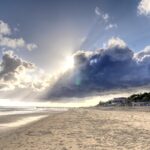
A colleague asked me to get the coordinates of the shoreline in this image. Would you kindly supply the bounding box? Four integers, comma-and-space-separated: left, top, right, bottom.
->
0, 108, 68, 135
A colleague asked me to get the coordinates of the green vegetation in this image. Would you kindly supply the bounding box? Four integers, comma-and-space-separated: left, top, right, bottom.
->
128, 92, 150, 102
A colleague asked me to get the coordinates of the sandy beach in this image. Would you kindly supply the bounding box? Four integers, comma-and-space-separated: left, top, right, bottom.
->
0, 107, 150, 150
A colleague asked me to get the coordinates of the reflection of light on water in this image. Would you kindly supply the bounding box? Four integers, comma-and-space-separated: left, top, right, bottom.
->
0, 107, 68, 116
0, 107, 68, 132
0, 115, 48, 128
0, 110, 36, 116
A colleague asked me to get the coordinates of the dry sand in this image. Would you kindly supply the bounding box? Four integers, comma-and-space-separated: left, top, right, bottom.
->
0, 107, 150, 150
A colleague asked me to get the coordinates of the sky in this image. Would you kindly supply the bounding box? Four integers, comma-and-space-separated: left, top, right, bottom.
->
1, 0, 150, 106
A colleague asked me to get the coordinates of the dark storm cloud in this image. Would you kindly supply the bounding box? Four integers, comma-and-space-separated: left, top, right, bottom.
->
0, 50, 37, 92
44, 38, 150, 99
0, 51, 35, 82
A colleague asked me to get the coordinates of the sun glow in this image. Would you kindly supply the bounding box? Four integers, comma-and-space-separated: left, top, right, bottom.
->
62, 55, 75, 71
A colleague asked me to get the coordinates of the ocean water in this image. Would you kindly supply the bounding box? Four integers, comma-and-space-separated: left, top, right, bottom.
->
0, 106, 68, 115
0, 106, 68, 132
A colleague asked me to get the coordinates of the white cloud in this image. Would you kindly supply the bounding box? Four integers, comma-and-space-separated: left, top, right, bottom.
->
138, 0, 150, 16
102, 14, 109, 22
134, 45, 150, 61
0, 51, 50, 92
0, 20, 37, 51
0, 50, 34, 90
26, 43, 37, 51
94, 7, 118, 31
95, 7, 109, 22
0, 36, 25, 49
0, 20, 11, 35
95, 7, 101, 16
107, 37, 127, 49
105, 23, 118, 30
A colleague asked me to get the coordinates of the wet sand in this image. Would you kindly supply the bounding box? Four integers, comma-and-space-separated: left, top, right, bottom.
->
0, 107, 67, 134
0, 107, 150, 150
